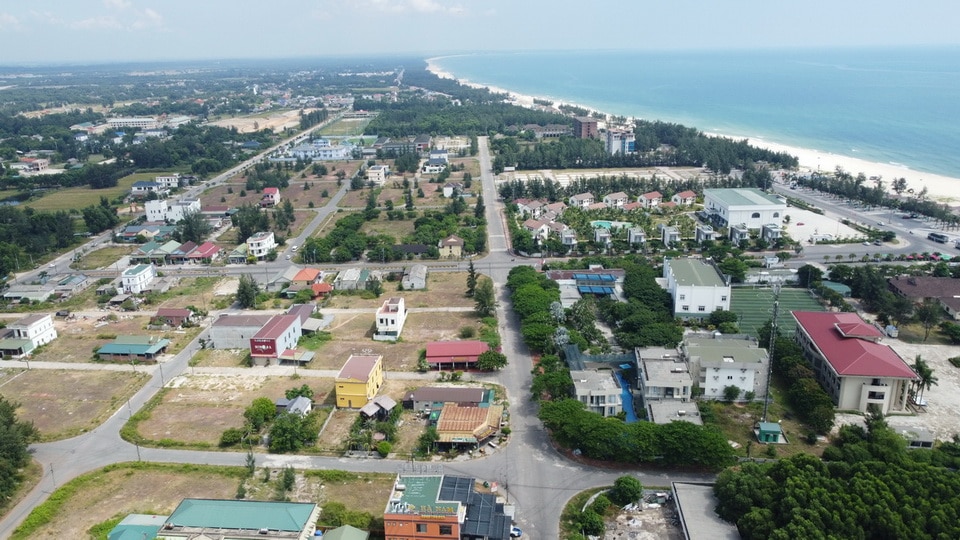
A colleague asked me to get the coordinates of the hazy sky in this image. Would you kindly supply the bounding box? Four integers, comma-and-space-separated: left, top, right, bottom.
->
2, 0, 958, 64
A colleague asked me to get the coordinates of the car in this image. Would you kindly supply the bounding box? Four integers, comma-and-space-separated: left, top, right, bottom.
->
48, 263, 55, 268
510, 526, 523, 538
874, 240, 882, 245
863, 241, 870, 246
878, 221, 885, 226
285, 254, 291, 260
292, 245, 299, 252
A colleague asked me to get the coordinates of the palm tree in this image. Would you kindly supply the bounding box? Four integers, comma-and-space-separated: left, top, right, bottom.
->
912, 355, 938, 405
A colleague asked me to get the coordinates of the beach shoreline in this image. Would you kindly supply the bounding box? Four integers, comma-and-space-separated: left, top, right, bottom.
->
425, 56, 960, 205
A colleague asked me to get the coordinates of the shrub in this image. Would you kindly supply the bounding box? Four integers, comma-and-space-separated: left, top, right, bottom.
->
949, 356, 960, 368
459, 326, 477, 339
377, 441, 393, 457
608, 476, 643, 506
219, 428, 244, 447
590, 494, 611, 515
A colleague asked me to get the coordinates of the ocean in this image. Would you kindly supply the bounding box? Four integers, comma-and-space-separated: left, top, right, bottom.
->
432, 48, 960, 179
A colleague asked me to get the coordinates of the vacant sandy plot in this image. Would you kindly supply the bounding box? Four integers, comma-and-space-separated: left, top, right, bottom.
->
139, 374, 335, 446
39, 314, 198, 363
358, 216, 417, 242
309, 311, 477, 371
209, 109, 304, 133
324, 272, 473, 309
189, 348, 248, 368
283, 178, 340, 208
1, 369, 147, 440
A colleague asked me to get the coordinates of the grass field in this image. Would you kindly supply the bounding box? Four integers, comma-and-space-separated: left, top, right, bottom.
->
730, 287, 825, 338
24, 171, 181, 212
318, 117, 372, 136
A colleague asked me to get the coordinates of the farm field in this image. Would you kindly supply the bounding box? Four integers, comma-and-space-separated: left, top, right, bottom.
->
24, 172, 182, 212
316, 117, 371, 136
0, 369, 147, 441
730, 287, 825, 338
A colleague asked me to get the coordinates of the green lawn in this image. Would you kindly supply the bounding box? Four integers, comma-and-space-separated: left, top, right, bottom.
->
730, 287, 824, 338
24, 172, 181, 212
318, 118, 372, 137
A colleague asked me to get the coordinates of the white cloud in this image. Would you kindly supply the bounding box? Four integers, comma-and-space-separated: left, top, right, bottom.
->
71, 16, 124, 30
0, 12, 19, 29
104, 0, 133, 9
409, 0, 464, 15
132, 7, 163, 29
329, 0, 465, 15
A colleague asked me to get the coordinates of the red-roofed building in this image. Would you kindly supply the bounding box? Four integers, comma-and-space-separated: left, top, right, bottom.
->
186, 241, 222, 263
311, 282, 333, 298
292, 267, 322, 285
671, 190, 697, 205
641, 191, 662, 208
426, 341, 490, 370
260, 187, 281, 207
152, 308, 193, 327
792, 311, 917, 413
249, 314, 302, 366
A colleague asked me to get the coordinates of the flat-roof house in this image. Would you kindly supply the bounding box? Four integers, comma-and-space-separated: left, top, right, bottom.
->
368, 165, 389, 186
663, 258, 731, 320
97, 335, 170, 363
121, 264, 156, 294
695, 224, 716, 243
209, 314, 273, 349
660, 225, 681, 245
336, 354, 384, 408
374, 297, 407, 341
246, 231, 276, 259
383, 475, 511, 540
703, 188, 786, 230
425, 341, 490, 370
571, 369, 622, 417
0, 314, 58, 359
639, 356, 693, 402
792, 311, 917, 413
249, 314, 303, 366
401, 264, 427, 290
682, 335, 769, 400
159, 498, 320, 540
628, 228, 646, 246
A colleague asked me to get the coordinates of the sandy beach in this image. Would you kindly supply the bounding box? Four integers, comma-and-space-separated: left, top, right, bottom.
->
426, 56, 960, 205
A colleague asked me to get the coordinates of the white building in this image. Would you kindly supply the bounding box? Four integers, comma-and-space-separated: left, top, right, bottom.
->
368, 165, 389, 186
155, 173, 182, 189
663, 258, 731, 320
605, 129, 635, 155
628, 228, 646, 246
571, 369, 622, 417
246, 231, 277, 260
10, 314, 58, 347
374, 297, 407, 341
145, 198, 200, 223
682, 335, 769, 401
107, 117, 158, 130
121, 264, 157, 294
602, 192, 629, 208
569, 193, 594, 208
639, 357, 693, 402
703, 188, 786, 230
145, 199, 168, 222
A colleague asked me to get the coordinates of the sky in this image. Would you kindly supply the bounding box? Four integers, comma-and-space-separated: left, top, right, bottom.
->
1, 0, 959, 64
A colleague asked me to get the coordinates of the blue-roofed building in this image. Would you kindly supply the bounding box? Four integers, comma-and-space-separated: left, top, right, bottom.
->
546, 267, 626, 307
108, 514, 166, 540
130, 180, 168, 197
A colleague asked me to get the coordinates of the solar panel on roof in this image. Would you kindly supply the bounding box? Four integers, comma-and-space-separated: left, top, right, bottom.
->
573, 273, 587, 280
600, 274, 615, 281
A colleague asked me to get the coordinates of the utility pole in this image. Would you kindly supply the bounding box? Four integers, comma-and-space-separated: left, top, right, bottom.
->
762, 286, 780, 423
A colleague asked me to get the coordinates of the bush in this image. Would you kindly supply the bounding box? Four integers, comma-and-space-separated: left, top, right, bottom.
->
590, 494, 611, 515
949, 356, 960, 368
219, 428, 244, 447
459, 326, 477, 339
608, 476, 643, 506
377, 441, 393, 457
578, 509, 605, 536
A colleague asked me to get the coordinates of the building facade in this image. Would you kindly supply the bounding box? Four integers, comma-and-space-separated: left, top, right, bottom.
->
121, 264, 157, 294
663, 258, 731, 320
571, 369, 622, 417
703, 188, 786, 230
374, 297, 407, 341
336, 354, 384, 408
246, 231, 277, 259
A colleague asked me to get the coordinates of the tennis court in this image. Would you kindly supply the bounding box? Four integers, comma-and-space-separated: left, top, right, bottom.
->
730, 287, 825, 338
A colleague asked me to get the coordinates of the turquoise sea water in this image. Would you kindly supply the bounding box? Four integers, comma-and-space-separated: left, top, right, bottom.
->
432, 48, 960, 178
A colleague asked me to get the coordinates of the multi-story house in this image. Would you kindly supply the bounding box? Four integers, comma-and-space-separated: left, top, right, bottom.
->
374, 297, 407, 341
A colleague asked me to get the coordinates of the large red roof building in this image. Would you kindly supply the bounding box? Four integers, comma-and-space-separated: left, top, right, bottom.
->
792, 311, 916, 413
425, 341, 490, 370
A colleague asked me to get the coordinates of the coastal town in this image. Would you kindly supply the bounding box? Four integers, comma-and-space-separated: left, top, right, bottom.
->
0, 56, 958, 540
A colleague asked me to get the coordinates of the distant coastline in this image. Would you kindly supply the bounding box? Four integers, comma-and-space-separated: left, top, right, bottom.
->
426, 55, 960, 205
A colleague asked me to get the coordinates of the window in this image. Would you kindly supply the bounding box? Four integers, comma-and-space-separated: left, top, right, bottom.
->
727, 375, 733, 380
679, 294, 686, 300
417, 524, 428, 533
439, 525, 453, 535
751, 212, 760, 218
721, 295, 727, 302
773, 212, 780, 218
682, 305, 689, 311
698, 306, 706, 312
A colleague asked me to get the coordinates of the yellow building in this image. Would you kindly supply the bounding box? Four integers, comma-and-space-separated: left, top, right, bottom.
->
437, 235, 464, 258
335, 354, 384, 408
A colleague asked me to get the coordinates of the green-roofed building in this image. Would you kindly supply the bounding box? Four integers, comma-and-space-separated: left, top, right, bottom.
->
97, 335, 170, 363
322, 524, 370, 540
703, 188, 786, 232
158, 498, 319, 539
108, 513, 167, 540
663, 258, 731, 320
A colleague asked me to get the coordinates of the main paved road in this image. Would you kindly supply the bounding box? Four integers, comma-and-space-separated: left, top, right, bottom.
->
0, 137, 716, 539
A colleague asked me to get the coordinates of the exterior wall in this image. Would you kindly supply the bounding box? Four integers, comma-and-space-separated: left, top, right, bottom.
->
145, 200, 168, 222
704, 192, 786, 229
210, 325, 264, 349
670, 284, 730, 318
11, 315, 57, 346
247, 232, 277, 259
375, 299, 407, 341
336, 360, 384, 408
384, 513, 460, 540
698, 363, 759, 399
122, 265, 156, 294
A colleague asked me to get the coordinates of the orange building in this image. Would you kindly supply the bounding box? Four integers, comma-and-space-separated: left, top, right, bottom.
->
383, 475, 511, 540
